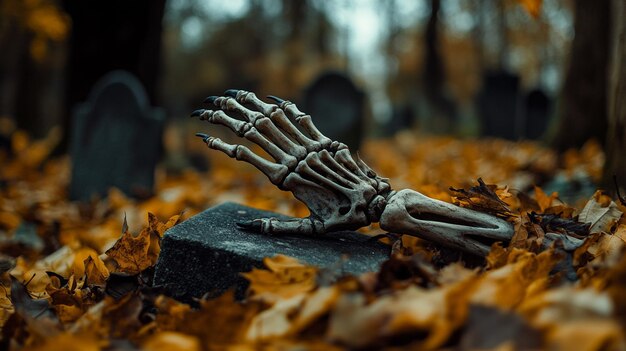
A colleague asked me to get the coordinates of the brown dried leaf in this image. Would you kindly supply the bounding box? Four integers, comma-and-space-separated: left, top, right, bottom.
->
534, 186, 558, 212
142, 331, 201, 351
24, 332, 100, 351
246, 286, 340, 341
242, 255, 318, 303
156, 292, 261, 348
72, 248, 109, 287
450, 178, 513, 218
105, 213, 181, 274
105, 225, 151, 275
327, 279, 474, 349
579, 191, 623, 233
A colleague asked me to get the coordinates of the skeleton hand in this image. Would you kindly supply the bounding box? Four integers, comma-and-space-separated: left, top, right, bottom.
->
193, 89, 513, 256
192, 90, 392, 235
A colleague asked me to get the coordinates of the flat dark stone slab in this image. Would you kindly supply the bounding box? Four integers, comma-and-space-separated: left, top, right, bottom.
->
153, 202, 389, 301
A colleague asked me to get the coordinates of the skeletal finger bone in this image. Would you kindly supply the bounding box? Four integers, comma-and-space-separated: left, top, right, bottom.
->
280, 101, 333, 149
229, 90, 277, 116
195, 133, 288, 185
226, 90, 323, 153
237, 217, 325, 236
205, 95, 307, 160
195, 108, 298, 169
208, 96, 264, 124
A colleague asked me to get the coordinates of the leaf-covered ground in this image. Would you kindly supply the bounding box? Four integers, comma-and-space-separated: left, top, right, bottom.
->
1, 130, 625, 350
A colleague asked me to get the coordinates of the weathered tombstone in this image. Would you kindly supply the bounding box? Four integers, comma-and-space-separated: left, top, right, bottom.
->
154, 202, 390, 302
384, 104, 415, 136
477, 71, 521, 140
69, 71, 164, 201
302, 72, 365, 150
523, 88, 552, 140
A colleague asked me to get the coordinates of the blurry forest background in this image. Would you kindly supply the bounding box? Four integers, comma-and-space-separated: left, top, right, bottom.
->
0, 0, 624, 192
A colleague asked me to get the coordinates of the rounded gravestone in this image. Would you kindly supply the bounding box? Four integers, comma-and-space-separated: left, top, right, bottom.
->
69, 70, 164, 201
302, 72, 365, 150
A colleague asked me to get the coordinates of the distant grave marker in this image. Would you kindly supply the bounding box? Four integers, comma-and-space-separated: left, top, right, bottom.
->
384, 104, 415, 136
69, 70, 164, 201
303, 72, 365, 150
477, 71, 521, 140
523, 88, 552, 140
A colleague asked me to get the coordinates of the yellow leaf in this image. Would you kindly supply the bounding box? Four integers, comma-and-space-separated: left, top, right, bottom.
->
246, 286, 340, 341
54, 303, 83, 324
105, 221, 152, 275
534, 186, 557, 212
241, 255, 318, 303
105, 213, 182, 274
142, 331, 201, 351
25, 333, 100, 351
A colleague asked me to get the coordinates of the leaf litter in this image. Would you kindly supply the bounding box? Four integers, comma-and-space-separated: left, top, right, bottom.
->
0, 131, 625, 350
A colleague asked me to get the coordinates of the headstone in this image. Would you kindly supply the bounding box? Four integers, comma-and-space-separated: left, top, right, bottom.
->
302, 71, 365, 150
69, 70, 164, 201
477, 71, 521, 140
154, 202, 390, 302
523, 88, 551, 140
384, 104, 415, 136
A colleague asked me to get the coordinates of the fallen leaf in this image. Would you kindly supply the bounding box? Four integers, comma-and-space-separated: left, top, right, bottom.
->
246, 286, 340, 341
142, 331, 201, 351
242, 255, 318, 303
327, 282, 472, 349
534, 186, 558, 212
105, 212, 179, 275
450, 178, 513, 218
24, 332, 100, 351
579, 191, 623, 233
10, 275, 54, 320
72, 248, 109, 287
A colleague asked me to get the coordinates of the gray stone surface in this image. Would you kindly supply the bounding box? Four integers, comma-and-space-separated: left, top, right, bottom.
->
154, 202, 390, 301
69, 70, 164, 201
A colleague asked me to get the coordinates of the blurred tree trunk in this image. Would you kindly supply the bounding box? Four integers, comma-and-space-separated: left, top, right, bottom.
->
59, 0, 166, 153
422, 0, 457, 132
0, 15, 28, 129
604, 0, 626, 193
282, 0, 307, 94
0, 2, 67, 139
552, 0, 610, 151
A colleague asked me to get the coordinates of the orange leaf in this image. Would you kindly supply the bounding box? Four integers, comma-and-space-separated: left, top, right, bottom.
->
106, 213, 182, 274
105, 218, 153, 275
72, 248, 109, 286
242, 255, 318, 303
142, 332, 201, 351
534, 186, 557, 212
